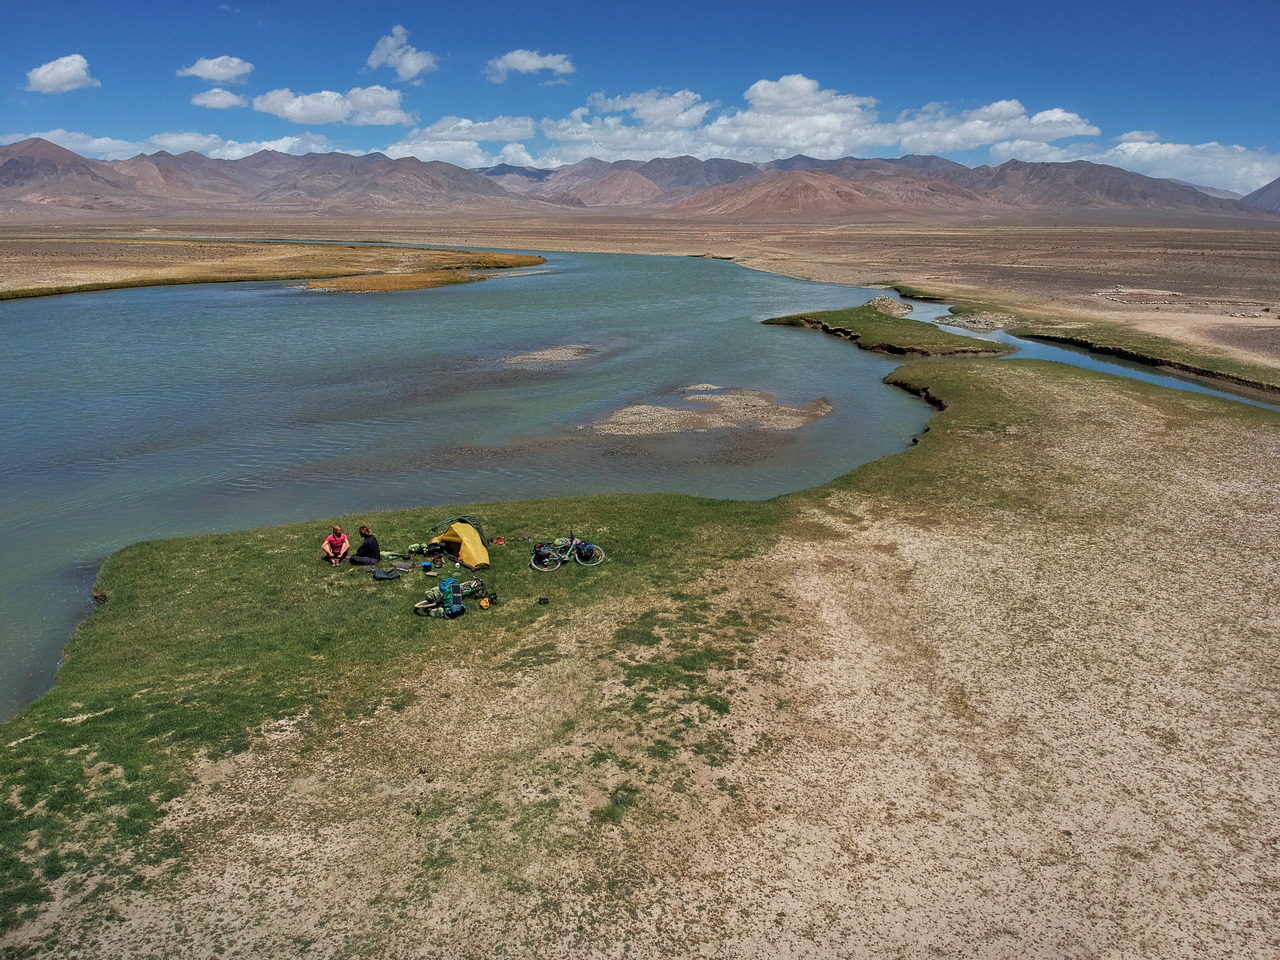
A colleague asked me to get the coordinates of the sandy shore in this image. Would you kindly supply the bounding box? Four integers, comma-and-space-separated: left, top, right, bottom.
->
502, 344, 598, 364
589, 386, 833, 435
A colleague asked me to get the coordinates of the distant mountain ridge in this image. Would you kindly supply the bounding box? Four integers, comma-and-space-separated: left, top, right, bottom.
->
0, 138, 531, 218
476, 150, 1264, 220
0, 138, 1273, 223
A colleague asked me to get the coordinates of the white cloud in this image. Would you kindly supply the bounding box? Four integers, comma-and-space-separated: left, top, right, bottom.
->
191, 87, 247, 109
205, 132, 344, 159
485, 49, 575, 83
415, 115, 536, 141
0, 128, 345, 161
176, 55, 254, 84
590, 90, 715, 129
380, 116, 536, 165
383, 136, 496, 167
367, 25, 437, 82
499, 142, 536, 166
25, 54, 100, 94
991, 138, 1280, 194
889, 101, 1099, 154
1116, 130, 1159, 143
344, 86, 416, 125
528, 75, 1100, 166
700, 75, 883, 159
253, 86, 414, 125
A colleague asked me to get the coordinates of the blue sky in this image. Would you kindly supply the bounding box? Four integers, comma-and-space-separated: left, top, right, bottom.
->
4, 0, 1278, 191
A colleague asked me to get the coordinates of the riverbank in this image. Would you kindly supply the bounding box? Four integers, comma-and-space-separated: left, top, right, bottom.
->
763, 301, 1015, 357
53, 217, 1267, 393
2, 298, 1276, 958
4, 223, 1277, 390
0, 238, 543, 300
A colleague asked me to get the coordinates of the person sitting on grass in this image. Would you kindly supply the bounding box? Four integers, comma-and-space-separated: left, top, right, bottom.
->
349, 525, 381, 566
322, 526, 349, 567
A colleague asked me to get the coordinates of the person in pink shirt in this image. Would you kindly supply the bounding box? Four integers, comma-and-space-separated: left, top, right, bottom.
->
322, 525, 349, 567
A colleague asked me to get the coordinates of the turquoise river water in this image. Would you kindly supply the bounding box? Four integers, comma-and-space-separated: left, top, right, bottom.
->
0, 250, 938, 718
2, 247, 1274, 721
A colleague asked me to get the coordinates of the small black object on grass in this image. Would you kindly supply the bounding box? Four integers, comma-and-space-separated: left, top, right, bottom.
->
537, 597, 550, 605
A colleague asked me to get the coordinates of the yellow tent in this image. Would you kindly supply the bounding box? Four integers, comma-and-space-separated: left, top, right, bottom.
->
428, 519, 490, 570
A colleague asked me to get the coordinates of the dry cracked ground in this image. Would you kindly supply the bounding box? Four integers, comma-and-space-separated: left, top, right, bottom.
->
10, 359, 1278, 959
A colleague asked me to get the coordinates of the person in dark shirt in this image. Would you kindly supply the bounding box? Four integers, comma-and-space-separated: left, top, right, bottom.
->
349, 525, 381, 565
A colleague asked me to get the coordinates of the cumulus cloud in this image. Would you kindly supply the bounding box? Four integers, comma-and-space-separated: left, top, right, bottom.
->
1115, 130, 1159, 143
485, 49, 575, 83
253, 86, 414, 125
25, 54, 100, 94
415, 115, 536, 141
499, 142, 536, 166
991, 137, 1280, 194
889, 101, 1099, 154
367, 25, 437, 82
589, 90, 715, 129
176, 55, 254, 84
0, 128, 345, 161
383, 137, 496, 167
191, 87, 247, 109
529, 75, 1101, 166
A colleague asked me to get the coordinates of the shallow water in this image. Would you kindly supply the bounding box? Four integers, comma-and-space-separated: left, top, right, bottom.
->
918, 314, 1280, 412
0, 251, 932, 719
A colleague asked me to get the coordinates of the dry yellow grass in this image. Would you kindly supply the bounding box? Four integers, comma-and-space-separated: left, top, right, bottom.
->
0, 238, 543, 299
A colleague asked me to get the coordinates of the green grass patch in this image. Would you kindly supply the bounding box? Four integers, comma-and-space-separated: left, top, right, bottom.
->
590, 784, 641, 825
765, 302, 1013, 356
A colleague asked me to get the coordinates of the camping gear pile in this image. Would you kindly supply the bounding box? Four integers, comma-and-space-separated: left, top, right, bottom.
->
413, 576, 497, 619
364, 515, 606, 621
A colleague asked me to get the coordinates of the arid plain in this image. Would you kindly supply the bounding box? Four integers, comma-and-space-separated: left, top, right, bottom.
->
1, 218, 1277, 958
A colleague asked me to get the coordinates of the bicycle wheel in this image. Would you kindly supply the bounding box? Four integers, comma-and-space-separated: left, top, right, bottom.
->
530, 554, 562, 572
574, 545, 605, 566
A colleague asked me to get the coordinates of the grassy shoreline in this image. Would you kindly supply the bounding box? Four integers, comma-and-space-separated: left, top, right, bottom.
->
764, 302, 1015, 357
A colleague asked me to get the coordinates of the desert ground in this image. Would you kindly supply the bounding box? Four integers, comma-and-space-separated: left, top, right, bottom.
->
1, 222, 1277, 958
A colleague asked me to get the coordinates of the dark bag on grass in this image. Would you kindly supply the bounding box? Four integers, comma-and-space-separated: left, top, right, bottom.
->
371, 568, 401, 581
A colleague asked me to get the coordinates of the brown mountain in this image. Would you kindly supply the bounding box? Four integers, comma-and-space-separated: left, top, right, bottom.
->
615, 155, 758, 193
112, 150, 260, 200
572, 170, 665, 206
663, 157, 1265, 221
247, 153, 509, 210
0, 138, 141, 211
666, 170, 929, 219
479, 155, 757, 206
1242, 175, 1280, 213
940, 159, 1249, 213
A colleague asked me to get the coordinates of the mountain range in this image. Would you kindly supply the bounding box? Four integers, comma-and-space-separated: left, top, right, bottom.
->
3, 137, 1278, 223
